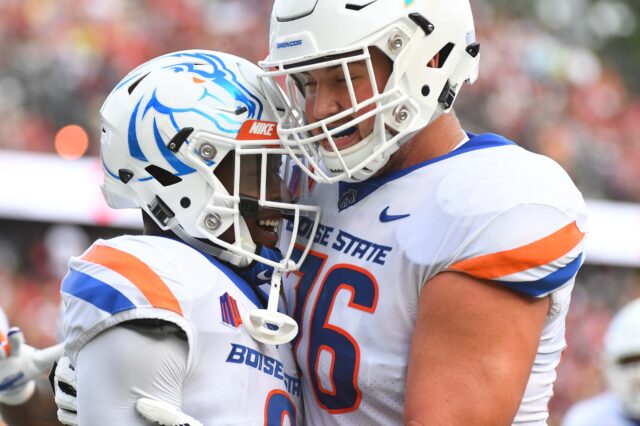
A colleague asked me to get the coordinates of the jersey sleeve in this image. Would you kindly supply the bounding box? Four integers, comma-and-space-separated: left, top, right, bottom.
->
447, 203, 587, 298
61, 237, 193, 364
76, 325, 187, 425
0, 307, 8, 357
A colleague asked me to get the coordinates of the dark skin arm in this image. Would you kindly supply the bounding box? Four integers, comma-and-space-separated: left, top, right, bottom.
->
0, 377, 59, 426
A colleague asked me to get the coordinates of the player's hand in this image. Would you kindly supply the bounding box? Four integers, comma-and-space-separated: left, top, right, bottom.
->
52, 355, 78, 425
0, 327, 63, 405
136, 398, 203, 426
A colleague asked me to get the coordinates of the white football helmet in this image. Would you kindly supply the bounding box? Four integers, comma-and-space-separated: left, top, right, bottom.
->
100, 49, 320, 272
101, 50, 321, 344
260, 0, 480, 183
604, 298, 640, 418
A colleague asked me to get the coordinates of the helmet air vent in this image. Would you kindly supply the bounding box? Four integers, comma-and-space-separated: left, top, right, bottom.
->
127, 73, 150, 95
345, 0, 377, 11
275, 0, 318, 22
144, 165, 183, 186
428, 42, 455, 69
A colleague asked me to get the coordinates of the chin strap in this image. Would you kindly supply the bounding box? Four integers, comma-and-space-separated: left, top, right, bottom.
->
169, 221, 252, 267
320, 123, 423, 183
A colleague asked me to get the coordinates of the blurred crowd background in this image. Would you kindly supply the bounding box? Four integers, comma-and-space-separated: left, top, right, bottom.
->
0, 0, 639, 424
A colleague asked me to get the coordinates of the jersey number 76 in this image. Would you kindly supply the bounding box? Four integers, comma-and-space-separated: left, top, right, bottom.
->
290, 248, 379, 414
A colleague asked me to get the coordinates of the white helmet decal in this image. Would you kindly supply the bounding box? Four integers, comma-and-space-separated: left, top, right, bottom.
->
105, 51, 264, 180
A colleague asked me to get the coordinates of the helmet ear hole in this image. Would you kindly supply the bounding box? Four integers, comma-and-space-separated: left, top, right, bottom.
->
427, 43, 455, 69
144, 165, 183, 187
180, 197, 191, 208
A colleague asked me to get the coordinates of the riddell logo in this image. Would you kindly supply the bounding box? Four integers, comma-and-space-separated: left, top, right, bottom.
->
236, 120, 279, 140
276, 40, 302, 49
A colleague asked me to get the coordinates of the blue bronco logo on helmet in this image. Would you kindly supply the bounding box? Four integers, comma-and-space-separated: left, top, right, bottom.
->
104, 51, 266, 182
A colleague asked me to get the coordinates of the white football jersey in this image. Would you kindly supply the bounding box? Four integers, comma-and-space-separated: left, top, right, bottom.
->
61, 235, 302, 425
562, 393, 639, 426
281, 133, 588, 425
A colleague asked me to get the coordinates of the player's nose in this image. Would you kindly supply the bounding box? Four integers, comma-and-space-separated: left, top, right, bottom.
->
312, 83, 341, 121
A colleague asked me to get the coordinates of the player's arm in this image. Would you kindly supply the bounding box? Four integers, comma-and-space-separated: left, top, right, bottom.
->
0, 328, 63, 426
72, 322, 187, 425
404, 272, 549, 426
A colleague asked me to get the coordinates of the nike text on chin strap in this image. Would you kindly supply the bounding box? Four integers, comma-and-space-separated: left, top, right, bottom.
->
244, 269, 298, 345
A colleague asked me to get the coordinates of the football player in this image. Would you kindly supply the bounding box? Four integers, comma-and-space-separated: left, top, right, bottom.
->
562, 298, 640, 426
257, 0, 589, 424
0, 307, 63, 426
54, 49, 319, 425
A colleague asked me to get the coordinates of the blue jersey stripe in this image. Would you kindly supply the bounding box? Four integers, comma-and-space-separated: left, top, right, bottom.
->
497, 253, 583, 297
221, 293, 232, 326
62, 269, 136, 314
220, 296, 230, 325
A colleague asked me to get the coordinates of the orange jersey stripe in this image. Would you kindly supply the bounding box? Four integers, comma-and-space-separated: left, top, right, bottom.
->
449, 221, 585, 279
0, 331, 9, 357
82, 245, 183, 316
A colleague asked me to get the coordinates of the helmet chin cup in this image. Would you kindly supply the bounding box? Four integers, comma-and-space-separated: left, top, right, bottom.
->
244, 309, 298, 345
244, 269, 299, 345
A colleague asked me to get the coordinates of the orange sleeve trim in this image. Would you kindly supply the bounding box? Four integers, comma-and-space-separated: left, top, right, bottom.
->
82, 245, 183, 316
0, 332, 9, 357
449, 221, 585, 280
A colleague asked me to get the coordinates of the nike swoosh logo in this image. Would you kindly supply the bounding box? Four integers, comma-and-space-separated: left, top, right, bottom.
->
379, 207, 410, 223
257, 270, 272, 281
